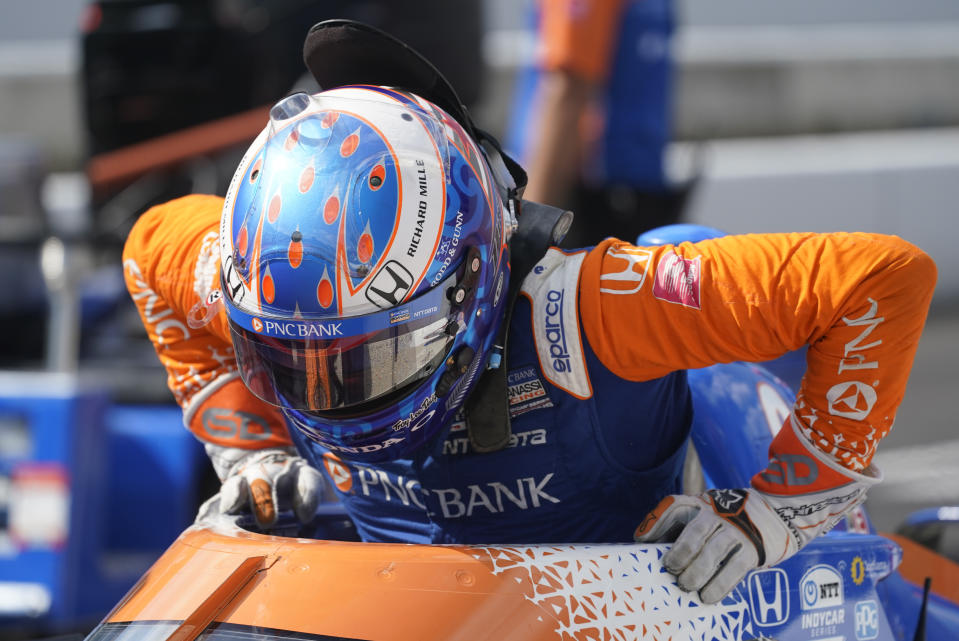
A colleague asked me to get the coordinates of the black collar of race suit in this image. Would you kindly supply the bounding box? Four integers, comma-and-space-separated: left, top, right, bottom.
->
464, 201, 574, 453
303, 19, 571, 452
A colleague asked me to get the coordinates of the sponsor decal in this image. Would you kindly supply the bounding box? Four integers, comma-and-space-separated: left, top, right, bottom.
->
430, 212, 464, 286
300, 395, 438, 455
443, 428, 547, 456
800, 564, 844, 636
838, 298, 883, 374
354, 466, 427, 509
851, 556, 866, 586
855, 600, 880, 640
406, 159, 429, 259
544, 289, 571, 373
599, 247, 652, 294
652, 252, 701, 309
257, 318, 343, 338
322, 453, 353, 493
759, 453, 819, 488
390, 307, 411, 324
776, 487, 862, 522
391, 394, 438, 432
366, 260, 414, 308
412, 305, 438, 319
221, 254, 247, 306
124, 258, 191, 344
828, 298, 883, 422
826, 381, 878, 421
748, 568, 790, 627
506, 367, 554, 417
350, 469, 562, 519
201, 408, 274, 441
429, 474, 561, 518
709, 488, 747, 514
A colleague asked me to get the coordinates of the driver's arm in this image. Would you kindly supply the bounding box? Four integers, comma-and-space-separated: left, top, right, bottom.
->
580, 231, 935, 474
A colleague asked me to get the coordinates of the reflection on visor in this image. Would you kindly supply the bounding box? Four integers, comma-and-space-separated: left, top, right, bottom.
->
231, 294, 457, 412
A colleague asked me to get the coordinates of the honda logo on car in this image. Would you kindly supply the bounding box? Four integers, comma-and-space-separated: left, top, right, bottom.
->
544, 289, 571, 372
800, 564, 845, 636
748, 568, 789, 627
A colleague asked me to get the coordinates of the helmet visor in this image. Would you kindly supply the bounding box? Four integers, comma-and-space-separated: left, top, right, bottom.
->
228, 273, 458, 411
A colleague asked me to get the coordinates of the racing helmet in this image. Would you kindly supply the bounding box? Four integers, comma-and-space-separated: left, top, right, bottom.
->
219, 86, 512, 461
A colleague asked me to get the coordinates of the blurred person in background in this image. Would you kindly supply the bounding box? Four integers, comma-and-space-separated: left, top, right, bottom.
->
507, 0, 687, 248
123, 20, 937, 605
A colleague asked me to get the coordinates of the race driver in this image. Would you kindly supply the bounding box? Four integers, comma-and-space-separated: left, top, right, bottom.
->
121, 20, 937, 605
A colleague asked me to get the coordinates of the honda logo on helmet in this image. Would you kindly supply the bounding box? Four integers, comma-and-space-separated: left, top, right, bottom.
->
367, 260, 414, 308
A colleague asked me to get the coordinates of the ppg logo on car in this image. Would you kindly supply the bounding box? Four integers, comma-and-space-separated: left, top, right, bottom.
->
855, 600, 880, 640
748, 568, 790, 627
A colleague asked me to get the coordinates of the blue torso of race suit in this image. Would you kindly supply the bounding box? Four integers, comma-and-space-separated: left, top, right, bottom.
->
291, 249, 693, 544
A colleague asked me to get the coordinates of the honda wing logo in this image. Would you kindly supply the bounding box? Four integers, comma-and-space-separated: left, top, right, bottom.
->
599, 247, 652, 294
748, 568, 790, 627
367, 260, 414, 308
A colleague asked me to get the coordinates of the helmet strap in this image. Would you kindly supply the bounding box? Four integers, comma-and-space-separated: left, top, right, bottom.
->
464, 200, 574, 453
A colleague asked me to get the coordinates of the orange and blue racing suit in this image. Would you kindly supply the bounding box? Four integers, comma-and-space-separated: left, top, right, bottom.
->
123, 194, 936, 543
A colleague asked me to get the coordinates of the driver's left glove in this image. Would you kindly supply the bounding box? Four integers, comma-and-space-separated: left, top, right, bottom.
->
200, 445, 327, 529
635, 419, 880, 603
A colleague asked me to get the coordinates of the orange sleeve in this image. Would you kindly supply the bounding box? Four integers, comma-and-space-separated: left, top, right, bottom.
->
580, 232, 937, 472
538, 0, 627, 82
122, 194, 292, 450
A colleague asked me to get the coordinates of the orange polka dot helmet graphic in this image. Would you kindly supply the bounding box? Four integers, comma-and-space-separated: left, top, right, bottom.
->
219, 86, 510, 462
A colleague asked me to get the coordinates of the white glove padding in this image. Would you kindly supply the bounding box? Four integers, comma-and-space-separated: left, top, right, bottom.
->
637, 414, 883, 603
635, 473, 878, 603
203, 445, 326, 529
635, 488, 798, 603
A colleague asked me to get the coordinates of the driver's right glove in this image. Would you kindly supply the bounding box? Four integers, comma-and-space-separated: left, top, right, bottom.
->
199, 444, 327, 529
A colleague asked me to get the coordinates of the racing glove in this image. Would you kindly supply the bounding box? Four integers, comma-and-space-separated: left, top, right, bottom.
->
634, 417, 881, 603
199, 445, 327, 529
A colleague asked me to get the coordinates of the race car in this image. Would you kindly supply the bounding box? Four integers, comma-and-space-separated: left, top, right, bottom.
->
82, 350, 959, 641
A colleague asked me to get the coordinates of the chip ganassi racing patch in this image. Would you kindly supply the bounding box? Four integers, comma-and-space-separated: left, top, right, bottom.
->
507, 367, 554, 417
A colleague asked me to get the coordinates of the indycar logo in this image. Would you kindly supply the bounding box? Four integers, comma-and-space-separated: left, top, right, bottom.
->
826, 381, 878, 420
748, 568, 790, 627
599, 247, 652, 294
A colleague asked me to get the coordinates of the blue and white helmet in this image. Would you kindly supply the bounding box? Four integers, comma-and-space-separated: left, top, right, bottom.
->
220, 86, 511, 461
